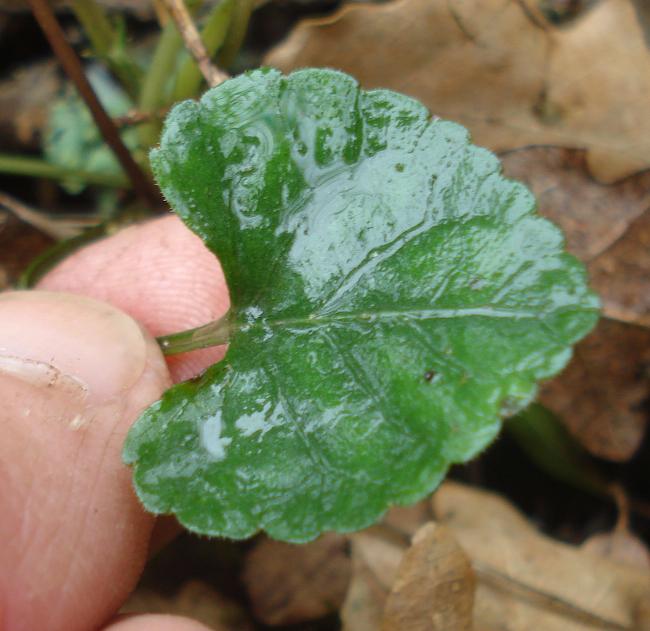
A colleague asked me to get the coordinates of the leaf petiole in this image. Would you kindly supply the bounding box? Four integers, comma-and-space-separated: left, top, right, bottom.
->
157, 311, 232, 355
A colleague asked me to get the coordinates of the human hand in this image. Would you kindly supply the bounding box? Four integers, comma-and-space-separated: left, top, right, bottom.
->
1, 216, 229, 631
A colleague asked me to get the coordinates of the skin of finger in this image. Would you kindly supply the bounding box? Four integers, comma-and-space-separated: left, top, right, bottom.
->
0, 292, 171, 631
104, 613, 214, 631
38, 215, 230, 383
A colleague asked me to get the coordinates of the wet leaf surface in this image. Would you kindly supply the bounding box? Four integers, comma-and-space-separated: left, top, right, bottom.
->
501, 147, 650, 460
123, 67, 597, 541
501, 148, 650, 263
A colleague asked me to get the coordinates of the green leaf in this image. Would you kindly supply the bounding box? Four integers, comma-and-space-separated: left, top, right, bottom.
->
123, 68, 599, 542
44, 67, 141, 194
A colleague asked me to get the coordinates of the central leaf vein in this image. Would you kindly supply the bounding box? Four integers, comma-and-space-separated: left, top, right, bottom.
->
238, 305, 557, 336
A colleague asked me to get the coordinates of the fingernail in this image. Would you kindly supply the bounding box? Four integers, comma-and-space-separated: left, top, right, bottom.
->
0, 291, 147, 405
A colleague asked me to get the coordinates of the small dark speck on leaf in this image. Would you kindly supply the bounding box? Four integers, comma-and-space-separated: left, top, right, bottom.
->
424, 370, 437, 383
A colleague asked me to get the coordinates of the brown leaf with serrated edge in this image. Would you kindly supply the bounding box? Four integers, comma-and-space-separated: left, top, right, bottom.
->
381, 523, 474, 631
242, 533, 350, 626
432, 482, 650, 631
266, 0, 650, 182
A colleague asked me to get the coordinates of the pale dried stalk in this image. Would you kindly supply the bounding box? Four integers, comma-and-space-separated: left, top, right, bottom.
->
0, 192, 100, 239
161, 0, 230, 88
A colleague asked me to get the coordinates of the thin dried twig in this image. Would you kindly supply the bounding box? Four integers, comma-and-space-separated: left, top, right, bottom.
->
474, 561, 632, 631
162, 0, 230, 88
0, 191, 100, 239
27, 0, 161, 209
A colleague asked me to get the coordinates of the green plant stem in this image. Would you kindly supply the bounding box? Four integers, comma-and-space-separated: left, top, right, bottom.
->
70, 0, 142, 99
216, 0, 254, 69
157, 312, 233, 355
172, 0, 234, 101
71, 0, 113, 54
138, 21, 184, 147
506, 404, 607, 495
0, 153, 128, 188
19, 223, 109, 288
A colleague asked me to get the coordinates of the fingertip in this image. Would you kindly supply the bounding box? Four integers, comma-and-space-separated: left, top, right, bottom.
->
104, 613, 215, 631
0, 291, 171, 631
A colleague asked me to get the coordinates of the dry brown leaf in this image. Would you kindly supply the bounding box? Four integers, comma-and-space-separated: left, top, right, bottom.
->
582, 530, 650, 570
539, 319, 650, 461
242, 533, 351, 626
382, 499, 433, 537
0, 192, 100, 240
381, 523, 475, 631
266, 0, 650, 182
342, 483, 650, 630
340, 530, 400, 631
121, 580, 253, 631
338, 510, 459, 631
590, 208, 650, 329
581, 487, 650, 571
0, 61, 61, 151
433, 482, 650, 631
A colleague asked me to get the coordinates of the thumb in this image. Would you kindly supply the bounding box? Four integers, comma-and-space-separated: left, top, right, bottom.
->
0, 290, 171, 631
